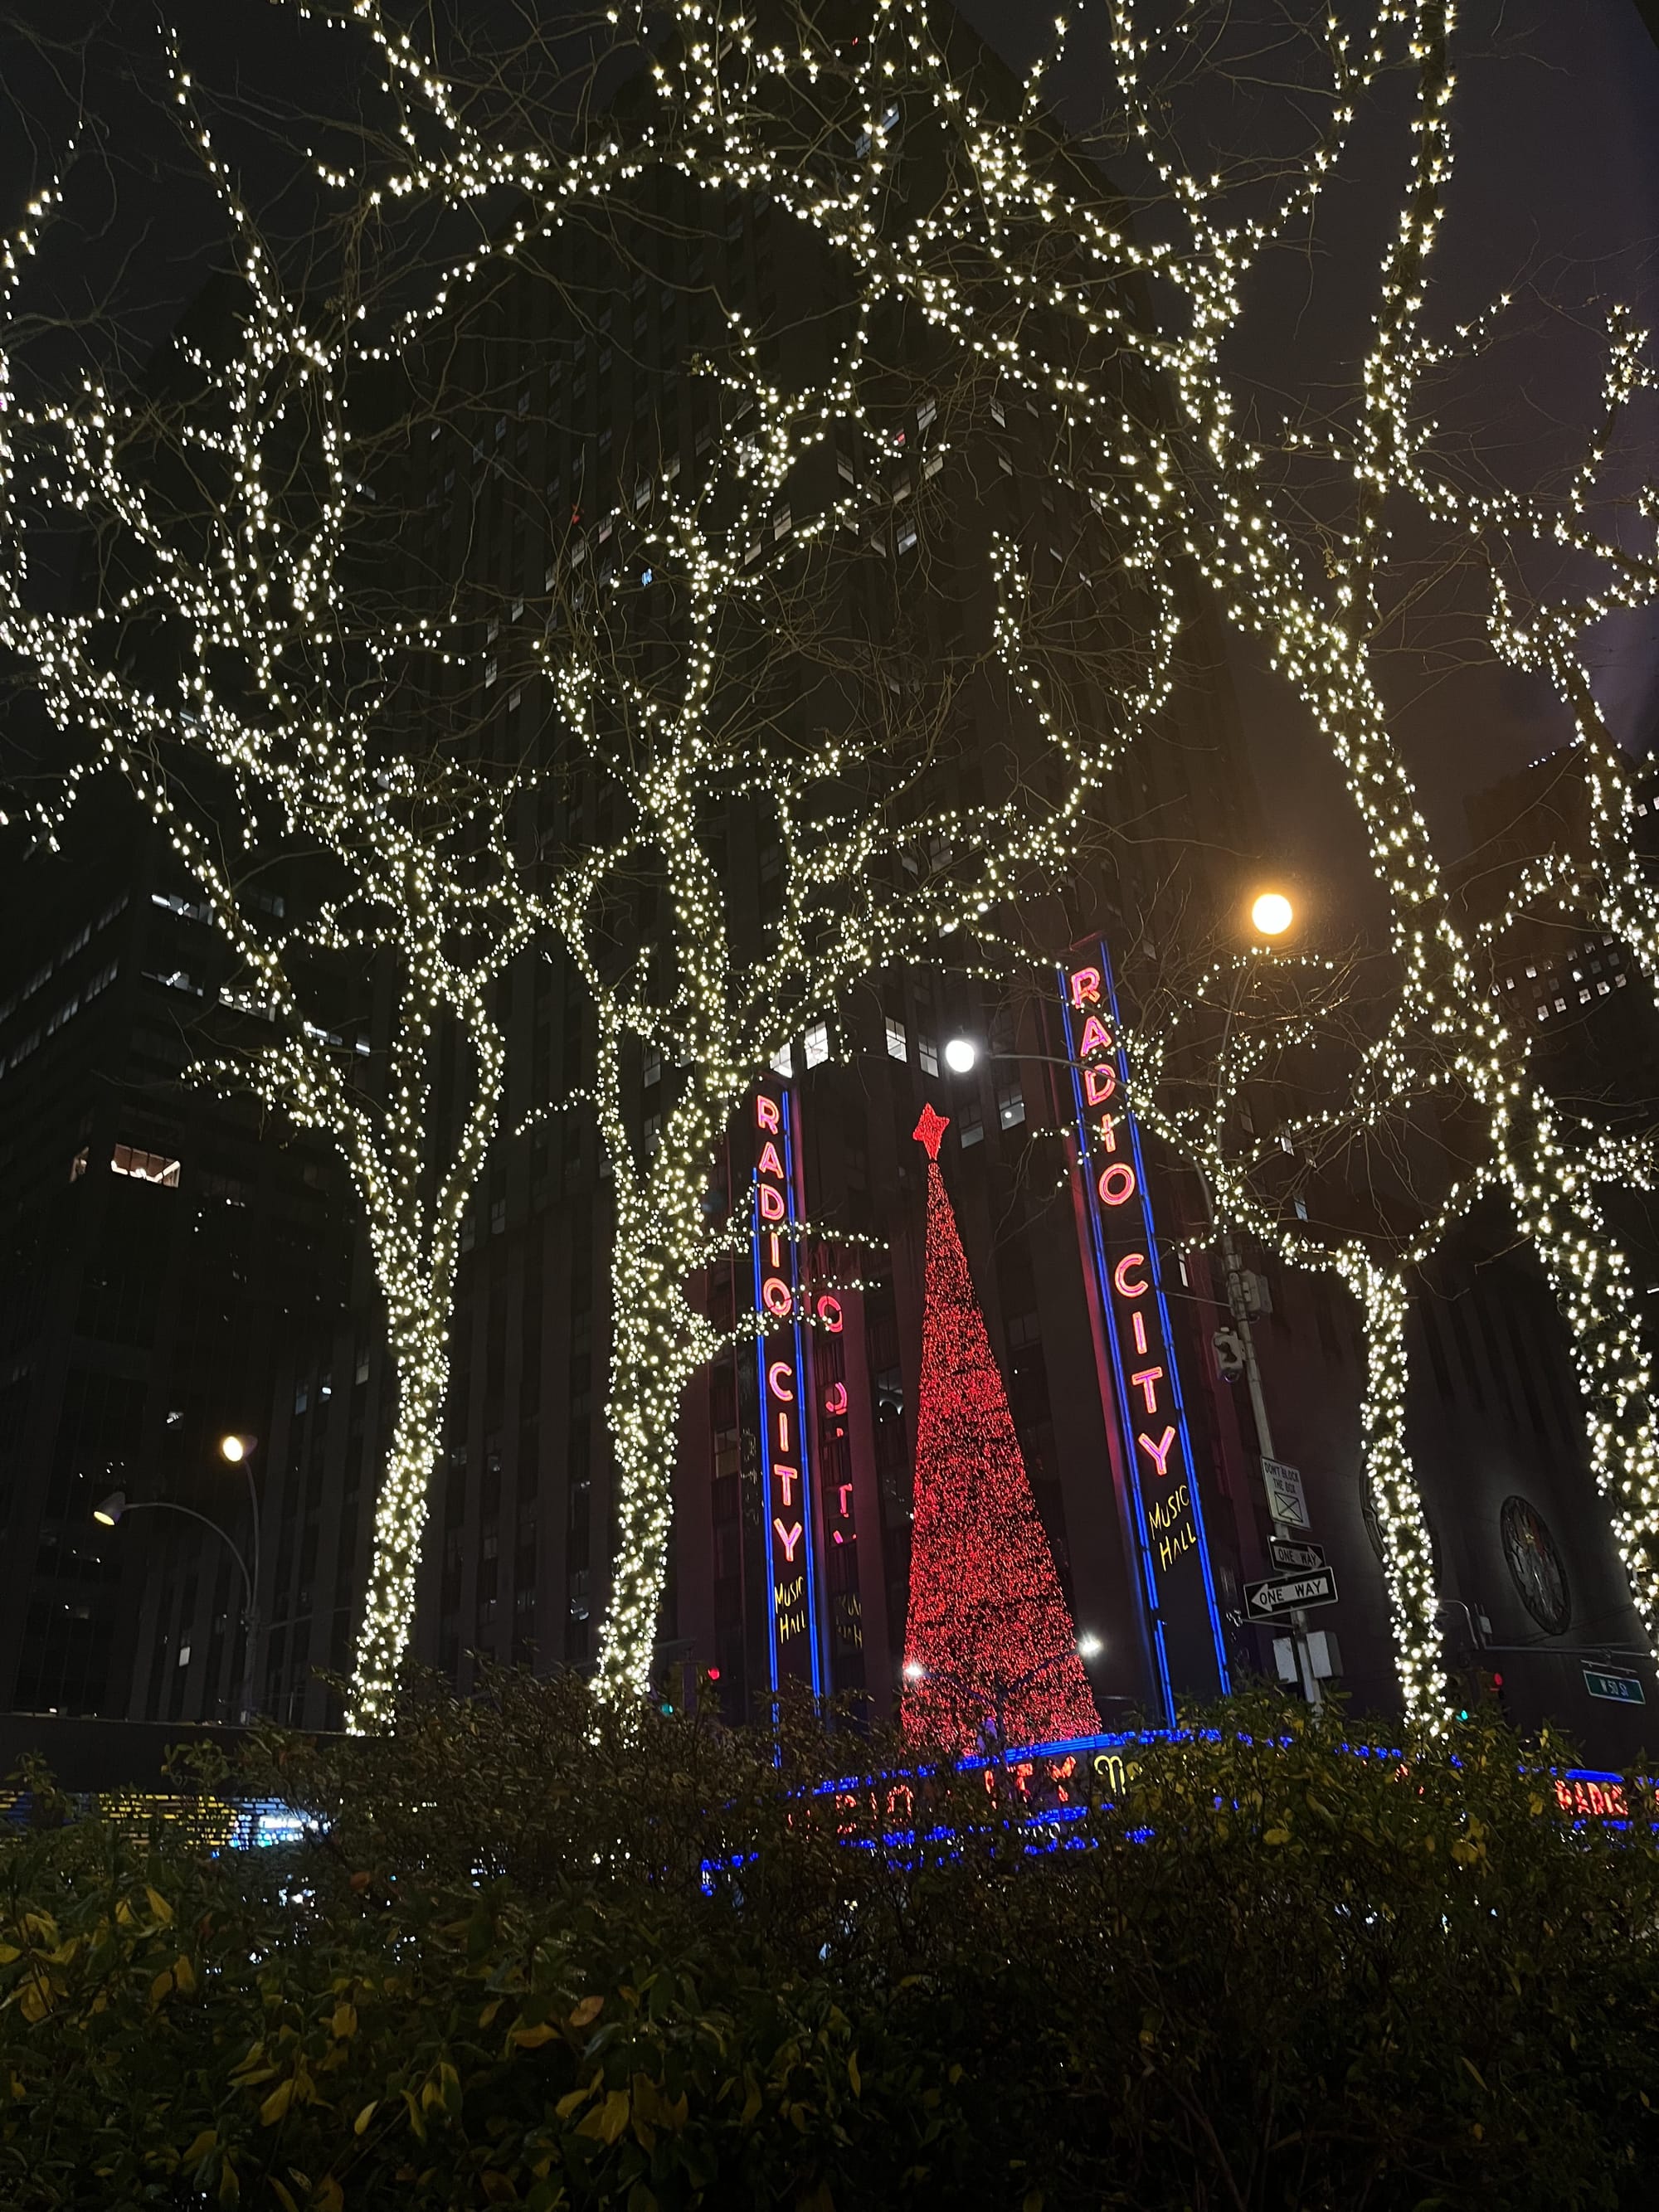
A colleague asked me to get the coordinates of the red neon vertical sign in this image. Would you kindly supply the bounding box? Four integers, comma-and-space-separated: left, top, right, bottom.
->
751, 1084, 825, 1694
1059, 948, 1230, 1711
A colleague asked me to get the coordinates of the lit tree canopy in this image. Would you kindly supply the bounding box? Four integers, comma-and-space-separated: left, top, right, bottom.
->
6, 0, 1659, 1727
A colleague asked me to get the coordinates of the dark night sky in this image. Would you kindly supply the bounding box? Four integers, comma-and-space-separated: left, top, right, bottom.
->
3, 1, 1657, 921
953, 1, 1659, 921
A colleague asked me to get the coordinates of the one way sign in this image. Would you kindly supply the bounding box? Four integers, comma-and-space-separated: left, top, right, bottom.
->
1243, 1567, 1339, 1619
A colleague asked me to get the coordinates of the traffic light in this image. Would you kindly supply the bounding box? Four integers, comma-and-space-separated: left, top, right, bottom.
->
1213, 1328, 1247, 1380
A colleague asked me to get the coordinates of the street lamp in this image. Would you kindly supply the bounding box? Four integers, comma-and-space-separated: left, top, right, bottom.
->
92, 1440, 264, 1724
1250, 890, 1295, 939
943, 1035, 979, 1074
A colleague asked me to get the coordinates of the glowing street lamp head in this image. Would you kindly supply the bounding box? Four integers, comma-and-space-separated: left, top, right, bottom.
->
943, 1037, 978, 1075
219, 1432, 255, 1465
92, 1491, 126, 1528
1250, 891, 1295, 938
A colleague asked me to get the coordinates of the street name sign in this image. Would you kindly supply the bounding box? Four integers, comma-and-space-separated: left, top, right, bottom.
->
1243, 1567, 1339, 1620
1268, 1536, 1326, 1574
1583, 1668, 1645, 1707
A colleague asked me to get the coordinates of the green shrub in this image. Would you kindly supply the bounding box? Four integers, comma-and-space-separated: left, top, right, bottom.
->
2, 1675, 1656, 2210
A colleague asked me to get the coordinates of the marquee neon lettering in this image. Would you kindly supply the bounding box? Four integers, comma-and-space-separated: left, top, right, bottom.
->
1130, 1367, 1165, 1414
1058, 943, 1230, 1714
1136, 1426, 1177, 1478
1097, 1162, 1136, 1206
1084, 1064, 1116, 1107
749, 1083, 825, 1694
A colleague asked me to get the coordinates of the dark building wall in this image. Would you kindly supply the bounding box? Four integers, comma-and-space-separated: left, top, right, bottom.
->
0, 819, 343, 1719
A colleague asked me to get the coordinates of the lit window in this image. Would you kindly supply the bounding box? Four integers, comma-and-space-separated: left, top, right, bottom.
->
111, 1144, 180, 1188
803, 1023, 830, 1068
177, 1645, 192, 1668
918, 1036, 940, 1077
917, 397, 937, 431
771, 1043, 794, 1077
997, 1078, 1025, 1130
885, 1016, 908, 1063
959, 1101, 984, 1147
69, 1149, 87, 1182
897, 519, 917, 553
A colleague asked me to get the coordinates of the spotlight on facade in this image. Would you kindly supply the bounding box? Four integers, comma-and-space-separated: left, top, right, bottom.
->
219, 1433, 256, 1464
1076, 1633, 1102, 1660
92, 1492, 126, 1528
1250, 891, 1295, 937
902, 1659, 927, 1682
943, 1037, 978, 1074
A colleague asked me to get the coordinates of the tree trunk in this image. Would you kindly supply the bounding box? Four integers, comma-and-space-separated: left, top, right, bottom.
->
346, 1305, 451, 1732
594, 1182, 703, 1704
1351, 1261, 1451, 1731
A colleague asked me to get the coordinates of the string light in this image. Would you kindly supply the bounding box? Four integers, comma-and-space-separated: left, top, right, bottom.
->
4, 0, 1656, 1732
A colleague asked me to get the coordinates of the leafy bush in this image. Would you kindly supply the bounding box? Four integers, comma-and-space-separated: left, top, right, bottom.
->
2, 1675, 1657, 2210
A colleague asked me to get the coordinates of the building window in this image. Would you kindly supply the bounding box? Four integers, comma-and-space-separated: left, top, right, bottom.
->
770, 1043, 794, 1077
884, 1016, 907, 1063
69, 1148, 88, 1182
917, 1035, 940, 1078
803, 1022, 830, 1068
958, 1101, 983, 1147
111, 1143, 180, 1188
1500, 1496, 1570, 1636
996, 1077, 1025, 1130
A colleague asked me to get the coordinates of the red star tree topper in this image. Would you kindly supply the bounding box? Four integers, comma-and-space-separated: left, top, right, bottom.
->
901, 1106, 1100, 1753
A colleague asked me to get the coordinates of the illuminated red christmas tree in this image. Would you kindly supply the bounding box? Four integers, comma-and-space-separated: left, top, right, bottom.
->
900, 1102, 1100, 1754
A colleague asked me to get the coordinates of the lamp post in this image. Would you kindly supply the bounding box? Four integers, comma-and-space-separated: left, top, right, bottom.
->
941, 889, 1324, 1704
1194, 894, 1323, 1706
94, 1431, 264, 1723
